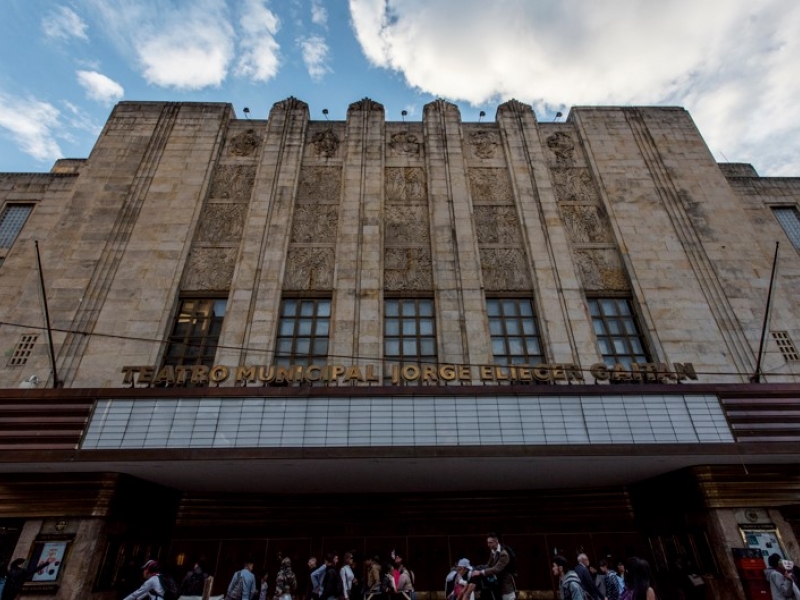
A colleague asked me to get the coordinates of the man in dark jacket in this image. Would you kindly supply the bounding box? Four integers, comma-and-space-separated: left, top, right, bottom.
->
2, 557, 54, 600
320, 554, 343, 600
470, 534, 515, 600
575, 554, 604, 600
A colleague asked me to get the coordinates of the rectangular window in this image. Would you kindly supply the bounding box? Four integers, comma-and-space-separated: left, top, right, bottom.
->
275, 298, 331, 366
487, 298, 544, 365
384, 298, 437, 364
164, 298, 227, 368
0, 204, 33, 248
588, 297, 649, 367
772, 206, 800, 250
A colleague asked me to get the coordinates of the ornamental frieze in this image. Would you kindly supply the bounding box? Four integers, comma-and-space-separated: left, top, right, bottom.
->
209, 165, 256, 201
384, 247, 433, 291
468, 168, 513, 204
385, 204, 430, 246
290, 204, 340, 243
546, 131, 575, 163
197, 204, 248, 243
474, 206, 522, 245
284, 247, 335, 290
310, 128, 340, 158
560, 204, 612, 243
479, 248, 531, 290
272, 96, 309, 111
297, 166, 342, 204
348, 97, 384, 112
470, 130, 499, 159
183, 247, 237, 291
574, 248, 629, 291
227, 128, 261, 157
550, 167, 600, 204
385, 167, 426, 203
388, 131, 422, 157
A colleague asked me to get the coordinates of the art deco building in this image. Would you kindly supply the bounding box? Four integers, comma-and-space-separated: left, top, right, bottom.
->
0, 97, 799, 600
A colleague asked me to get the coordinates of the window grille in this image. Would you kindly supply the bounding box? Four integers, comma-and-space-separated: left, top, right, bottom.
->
487, 298, 544, 366
275, 298, 331, 367
772, 331, 800, 362
7, 334, 38, 366
164, 298, 227, 368
772, 206, 800, 250
384, 298, 437, 364
0, 204, 34, 248
588, 297, 650, 368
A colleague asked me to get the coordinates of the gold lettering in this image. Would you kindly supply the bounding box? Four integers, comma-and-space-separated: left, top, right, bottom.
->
345, 365, 365, 382
493, 366, 508, 381
458, 366, 471, 381
258, 365, 276, 382
480, 365, 494, 381
175, 365, 191, 384
421, 365, 437, 382
675, 362, 698, 381
209, 365, 229, 383
551, 364, 566, 381
365, 364, 380, 382
191, 365, 209, 384
306, 365, 322, 382
611, 363, 632, 382
439, 364, 456, 381
402, 365, 420, 381
629, 363, 643, 381
532, 364, 551, 382
590, 363, 609, 381
391, 365, 400, 384
517, 366, 532, 381
138, 366, 155, 385
639, 363, 658, 382
121, 365, 140, 385
235, 366, 257, 384
153, 365, 175, 386
329, 365, 346, 381
565, 364, 583, 381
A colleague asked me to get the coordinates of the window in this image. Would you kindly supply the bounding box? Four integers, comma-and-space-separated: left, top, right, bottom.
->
164, 298, 226, 367
7, 334, 38, 367
487, 298, 544, 365
384, 298, 436, 364
275, 298, 331, 366
772, 331, 799, 362
588, 297, 649, 367
772, 206, 800, 250
0, 204, 33, 248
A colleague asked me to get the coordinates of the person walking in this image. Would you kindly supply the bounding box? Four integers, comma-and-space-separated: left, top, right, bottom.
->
552, 556, 584, 600
121, 559, 165, 600
1, 557, 54, 600
765, 554, 796, 600
469, 533, 515, 600
226, 559, 257, 600
621, 557, 656, 600
275, 558, 298, 600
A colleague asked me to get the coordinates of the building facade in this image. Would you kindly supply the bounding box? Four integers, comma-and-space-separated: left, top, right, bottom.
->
1, 97, 799, 600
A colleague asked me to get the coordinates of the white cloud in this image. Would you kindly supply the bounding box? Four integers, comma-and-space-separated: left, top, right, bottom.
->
311, 0, 328, 27
42, 6, 89, 41
235, 0, 281, 82
298, 35, 331, 80
76, 71, 125, 104
87, 0, 235, 90
0, 93, 62, 163
348, 0, 800, 175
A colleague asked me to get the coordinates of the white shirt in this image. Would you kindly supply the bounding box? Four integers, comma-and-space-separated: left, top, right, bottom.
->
123, 574, 164, 600
341, 565, 354, 598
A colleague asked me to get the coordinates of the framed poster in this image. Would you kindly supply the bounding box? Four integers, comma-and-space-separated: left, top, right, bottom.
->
24, 537, 72, 592
741, 526, 786, 564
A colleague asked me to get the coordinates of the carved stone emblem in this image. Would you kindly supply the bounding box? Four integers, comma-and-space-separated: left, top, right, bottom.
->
384, 247, 433, 290
388, 132, 421, 156
469, 168, 513, 204
574, 248, 629, 291
551, 167, 599, 204
273, 96, 309, 111
209, 165, 256, 201
479, 248, 531, 290
348, 97, 384, 112
385, 168, 426, 203
475, 206, 521, 244
546, 132, 575, 162
183, 248, 237, 291
290, 204, 339, 243
284, 248, 335, 290
311, 128, 340, 158
197, 204, 247, 243
470, 131, 499, 159
228, 129, 260, 156
560, 205, 611, 243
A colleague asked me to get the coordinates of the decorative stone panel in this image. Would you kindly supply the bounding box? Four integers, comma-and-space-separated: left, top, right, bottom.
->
574, 248, 629, 291
290, 204, 340, 243
475, 206, 522, 245
227, 128, 261, 157
559, 204, 612, 244
284, 247, 335, 290
546, 131, 576, 164
469, 168, 514, 204
297, 167, 342, 204
479, 248, 531, 290
183, 247, 238, 291
385, 168, 426, 203
209, 165, 256, 201
470, 130, 500, 159
385, 205, 430, 246
388, 131, 422, 157
196, 204, 248, 243
384, 247, 433, 291
310, 128, 340, 158
551, 167, 600, 204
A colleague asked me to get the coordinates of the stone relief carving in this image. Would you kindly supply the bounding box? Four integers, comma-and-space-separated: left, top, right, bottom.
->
560, 204, 611, 243
297, 167, 342, 204
385, 205, 430, 246
310, 128, 340, 158
388, 131, 422, 156
183, 248, 237, 291
284, 248, 335, 290
197, 204, 247, 243
546, 132, 575, 162
474, 206, 522, 244
348, 97, 384, 112
384, 247, 433, 291
290, 204, 339, 243
385, 168, 426, 203
209, 165, 256, 201
272, 96, 309, 111
574, 248, 629, 291
551, 167, 599, 204
497, 99, 533, 116
479, 248, 531, 290
423, 99, 460, 117
470, 131, 499, 159
228, 129, 261, 156
469, 168, 513, 204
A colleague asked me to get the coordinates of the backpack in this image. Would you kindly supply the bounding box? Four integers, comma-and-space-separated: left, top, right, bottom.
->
502, 546, 518, 577
157, 574, 180, 600
227, 570, 245, 600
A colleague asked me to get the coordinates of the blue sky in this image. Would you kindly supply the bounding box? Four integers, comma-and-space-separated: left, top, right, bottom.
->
1, 0, 799, 176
